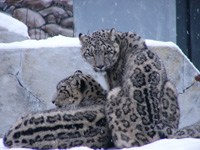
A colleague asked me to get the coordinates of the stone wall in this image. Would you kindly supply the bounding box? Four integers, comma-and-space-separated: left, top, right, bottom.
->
0, 0, 74, 39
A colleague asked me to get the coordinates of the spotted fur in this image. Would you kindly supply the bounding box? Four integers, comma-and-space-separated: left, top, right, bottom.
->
79, 29, 200, 148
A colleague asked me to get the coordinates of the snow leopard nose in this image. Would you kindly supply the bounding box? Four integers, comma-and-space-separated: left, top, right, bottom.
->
96, 64, 104, 69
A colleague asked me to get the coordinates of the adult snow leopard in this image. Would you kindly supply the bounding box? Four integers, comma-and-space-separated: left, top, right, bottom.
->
79, 28, 191, 148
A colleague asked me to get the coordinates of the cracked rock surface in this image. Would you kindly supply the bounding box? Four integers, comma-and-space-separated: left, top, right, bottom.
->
0, 51, 45, 137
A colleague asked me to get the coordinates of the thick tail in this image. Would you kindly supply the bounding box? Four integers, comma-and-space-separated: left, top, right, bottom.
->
168, 121, 200, 139
3, 105, 112, 149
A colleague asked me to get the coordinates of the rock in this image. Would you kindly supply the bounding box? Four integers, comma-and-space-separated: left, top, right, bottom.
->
39, 6, 68, 19
28, 28, 49, 40
3, 5, 15, 14
66, 10, 73, 17
0, 50, 45, 137
61, 17, 74, 28
13, 8, 45, 28
0, 0, 6, 3
0, 37, 199, 138
2, 0, 74, 38
0, 13, 29, 43
45, 14, 57, 23
53, 0, 68, 6
22, 0, 52, 11
3, 0, 23, 8
53, 0, 73, 11
42, 24, 73, 37
39, 6, 68, 24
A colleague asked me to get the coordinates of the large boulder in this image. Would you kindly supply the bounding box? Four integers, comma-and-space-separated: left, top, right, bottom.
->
0, 36, 199, 138
13, 8, 46, 28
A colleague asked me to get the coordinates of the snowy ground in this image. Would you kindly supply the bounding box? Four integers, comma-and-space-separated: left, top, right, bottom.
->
1, 138, 200, 150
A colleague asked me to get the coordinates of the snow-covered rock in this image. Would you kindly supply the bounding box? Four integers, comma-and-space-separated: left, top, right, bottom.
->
0, 13, 29, 43
0, 35, 200, 141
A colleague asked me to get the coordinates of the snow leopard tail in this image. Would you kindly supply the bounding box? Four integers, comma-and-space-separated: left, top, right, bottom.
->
168, 121, 200, 139
3, 105, 112, 149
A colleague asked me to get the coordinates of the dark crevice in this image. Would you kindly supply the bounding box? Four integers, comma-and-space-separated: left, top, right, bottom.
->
7, 72, 42, 103
178, 82, 195, 94
15, 72, 24, 88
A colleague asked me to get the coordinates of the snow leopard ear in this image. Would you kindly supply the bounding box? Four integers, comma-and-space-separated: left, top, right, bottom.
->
79, 33, 88, 44
109, 28, 116, 41
72, 78, 86, 94
72, 70, 86, 93
74, 70, 82, 75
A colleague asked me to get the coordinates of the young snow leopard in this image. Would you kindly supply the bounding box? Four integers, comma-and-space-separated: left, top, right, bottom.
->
3, 71, 111, 149
52, 70, 107, 108
79, 29, 200, 148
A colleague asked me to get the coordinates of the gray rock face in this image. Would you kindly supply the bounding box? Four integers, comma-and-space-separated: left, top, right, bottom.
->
0, 38, 200, 138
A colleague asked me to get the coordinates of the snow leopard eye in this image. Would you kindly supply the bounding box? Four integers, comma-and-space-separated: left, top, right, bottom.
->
85, 49, 94, 57
107, 45, 111, 50
104, 51, 109, 56
104, 50, 114, 56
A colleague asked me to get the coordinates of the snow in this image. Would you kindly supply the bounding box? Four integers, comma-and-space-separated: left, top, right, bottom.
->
0, 13, 29, 38
0, 36, 178, 50
0, 35, 80, 50
146, 39, 178, 48
1, 138, 200, 150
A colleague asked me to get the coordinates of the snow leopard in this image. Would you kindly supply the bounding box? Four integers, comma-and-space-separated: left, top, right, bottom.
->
52, 70, 107, 108
3, 71, 111, 149
79, 28, 200, 148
